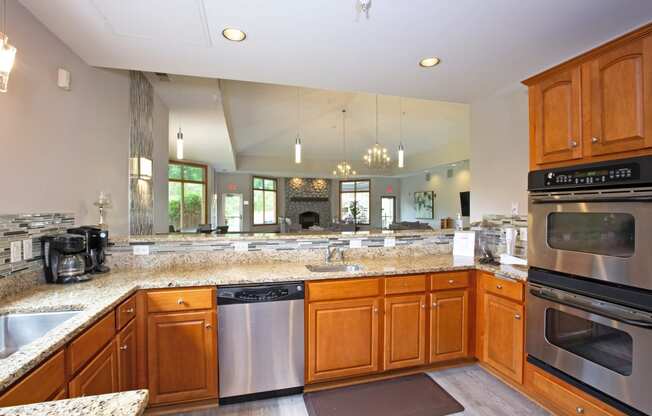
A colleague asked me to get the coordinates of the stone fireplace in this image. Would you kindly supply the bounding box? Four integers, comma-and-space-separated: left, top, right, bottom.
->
285, 178, 331, 229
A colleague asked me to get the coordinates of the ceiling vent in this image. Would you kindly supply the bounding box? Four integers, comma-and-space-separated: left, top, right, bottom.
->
154, 72, 170, 82
447, 168, 454, 178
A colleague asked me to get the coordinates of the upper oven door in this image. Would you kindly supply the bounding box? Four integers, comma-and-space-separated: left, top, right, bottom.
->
528, 188, 652, 291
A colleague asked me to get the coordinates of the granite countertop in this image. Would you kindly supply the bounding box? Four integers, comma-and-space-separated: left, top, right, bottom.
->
0, 390, 148, 416
0, 254, 527, 395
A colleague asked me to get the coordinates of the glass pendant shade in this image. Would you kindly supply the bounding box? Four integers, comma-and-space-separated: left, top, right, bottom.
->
0, 33, 16, 93
295, 137, 302, 164
176, 128, 184, 160
398, 143, 405, 168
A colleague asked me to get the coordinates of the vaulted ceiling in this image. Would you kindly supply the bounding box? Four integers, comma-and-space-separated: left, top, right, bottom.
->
19, 0, 652, 103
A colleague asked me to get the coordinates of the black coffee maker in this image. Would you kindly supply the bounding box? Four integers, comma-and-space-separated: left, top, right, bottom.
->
68, 226, 111, 274
42, 234, 92, 284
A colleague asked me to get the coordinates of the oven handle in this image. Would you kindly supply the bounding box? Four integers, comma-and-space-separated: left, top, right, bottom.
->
531, 196, 652, 204
529, 287, 652, 329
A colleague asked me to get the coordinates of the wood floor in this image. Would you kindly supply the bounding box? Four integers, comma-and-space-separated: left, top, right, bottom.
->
169, 364, 549, 416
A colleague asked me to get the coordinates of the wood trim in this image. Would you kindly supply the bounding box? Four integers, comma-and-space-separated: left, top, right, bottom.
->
522, 22, 652, 86
135, 290, 149, 389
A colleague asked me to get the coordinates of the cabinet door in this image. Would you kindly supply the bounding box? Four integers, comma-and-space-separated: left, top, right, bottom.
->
589, 36, 652, 156
384, 294, 426, 370
117, 319, 138, 392
69, 339, 119, 398
532, 67, 583, 165
147, 310, 217, 405
483, 294, 524, 384
307, 298, 380, 383
430, 290, 469, 363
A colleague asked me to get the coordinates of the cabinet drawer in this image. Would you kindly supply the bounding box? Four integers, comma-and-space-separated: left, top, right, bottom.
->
67, 312, 116, 376
431, 271, 470, 290
116, 294, 137, 330
528, 364, 618, 416
147, 288, 214, 313
308, 278, 381, 302
0, 350, 66, 407
483, 273, 523, 302
384, 275, 427, 295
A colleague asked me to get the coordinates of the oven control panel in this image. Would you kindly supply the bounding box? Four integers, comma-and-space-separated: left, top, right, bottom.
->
544, 163, 639, 187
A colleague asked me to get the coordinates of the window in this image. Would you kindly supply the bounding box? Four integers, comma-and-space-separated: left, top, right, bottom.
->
168, 162, 207, 232
340, 180, 370, 225
253, 176, 277, 225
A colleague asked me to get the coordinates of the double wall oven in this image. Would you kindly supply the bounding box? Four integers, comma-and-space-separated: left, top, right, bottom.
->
528, 156, 652, 416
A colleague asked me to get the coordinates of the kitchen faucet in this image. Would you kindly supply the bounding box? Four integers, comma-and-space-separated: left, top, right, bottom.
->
326, 246, 344, 263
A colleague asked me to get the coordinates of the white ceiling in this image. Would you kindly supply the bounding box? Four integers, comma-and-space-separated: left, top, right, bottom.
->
19, 0, 652, 103
144, 73, 236, 171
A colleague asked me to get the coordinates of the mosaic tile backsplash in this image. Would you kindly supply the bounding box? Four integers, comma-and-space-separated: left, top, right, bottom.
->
475, 214, 528, 259
0, 213, 74, 279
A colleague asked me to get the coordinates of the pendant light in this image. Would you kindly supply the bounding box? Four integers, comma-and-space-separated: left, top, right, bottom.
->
176, 128, 184, 160
294, 87, 302, 164
332, 109, 356, 178
363, 95, 391, 169
398, 98, 405, 169
0, 0, 17, 93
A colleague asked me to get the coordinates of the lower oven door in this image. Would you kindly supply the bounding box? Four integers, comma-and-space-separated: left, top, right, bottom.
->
527, 283, 652, 414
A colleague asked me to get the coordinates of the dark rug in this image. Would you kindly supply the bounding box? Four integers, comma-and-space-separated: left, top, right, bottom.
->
303, 373, 464, 416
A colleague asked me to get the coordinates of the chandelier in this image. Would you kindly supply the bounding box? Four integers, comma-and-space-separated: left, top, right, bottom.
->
0, 0, 17, 93
332, 109, 357, 178
363, 95, 391, 169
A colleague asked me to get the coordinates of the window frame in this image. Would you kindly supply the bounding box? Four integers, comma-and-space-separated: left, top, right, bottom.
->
168, 160, 208, 231
339, 179, 371, 225
380, 195, 396, 229
252, 176, 278, 226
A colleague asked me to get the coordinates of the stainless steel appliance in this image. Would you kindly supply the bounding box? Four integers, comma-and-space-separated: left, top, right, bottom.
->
527, 156, 652, 415
42, 234, 91, 284
217, 282, 304, 404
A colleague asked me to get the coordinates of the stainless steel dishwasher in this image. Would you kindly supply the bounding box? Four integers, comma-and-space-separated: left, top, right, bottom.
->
217, 282, 304, 404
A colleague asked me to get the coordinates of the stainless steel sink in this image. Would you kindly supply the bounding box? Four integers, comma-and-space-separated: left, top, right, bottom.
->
0, 311, 80, 359
306, 264, 363, 273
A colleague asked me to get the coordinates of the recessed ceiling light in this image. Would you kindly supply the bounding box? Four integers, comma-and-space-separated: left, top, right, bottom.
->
222, 28, 246, 42
419, 57, 440, 68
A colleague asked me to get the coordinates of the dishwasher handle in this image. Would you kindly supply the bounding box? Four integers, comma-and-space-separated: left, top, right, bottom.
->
218, 283, 304, 305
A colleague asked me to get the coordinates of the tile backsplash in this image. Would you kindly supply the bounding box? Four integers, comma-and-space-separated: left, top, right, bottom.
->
475, 214, 528, 259
0, 213, 74, 279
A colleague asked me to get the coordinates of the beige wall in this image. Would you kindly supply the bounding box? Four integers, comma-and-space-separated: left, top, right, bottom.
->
0, 1, 131, 235
400, 162, 471, 228
469, 85, 529, 221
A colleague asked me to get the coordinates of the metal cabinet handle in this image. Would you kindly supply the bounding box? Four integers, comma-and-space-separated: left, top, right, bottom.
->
515, 314, 521, 320
570, 140, 578, 147
373, 307, 379, 313
205, 324, 212, 329
421, 303, 425, 309
576, 407, 585, 414
591, 137, 599, 144
496, 284, 503, 290
432, 302, 438, 308
177, 298, 185, 305
120, 345, 128, 351
124, 308, 134, 314
448, 279, 454, 284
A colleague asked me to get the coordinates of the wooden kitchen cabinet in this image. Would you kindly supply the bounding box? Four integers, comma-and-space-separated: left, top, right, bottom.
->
429, 290, 469, 363
307, 297, 380, 383
147, 310, 217, 405
69, 339, 119, 398
383, 294, 427, 370
530, 67, 583, 166
586, 35, 652, 157
524, 24, 652, 170
116, 319, 138, 392
0, 350, 66, 407
483, 293, 524, 384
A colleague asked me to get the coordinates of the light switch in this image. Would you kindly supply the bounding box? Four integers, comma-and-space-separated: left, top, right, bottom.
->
234, 242, 249, 252
349, 239, 363, 248
10, 241, 22, 263
384, 237, 396, 248
22, 239, 33, 260
511, 202, 519, 216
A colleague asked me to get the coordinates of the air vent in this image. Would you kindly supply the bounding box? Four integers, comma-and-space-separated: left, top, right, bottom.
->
447, 169, 454, 178
155, 72, 170, 82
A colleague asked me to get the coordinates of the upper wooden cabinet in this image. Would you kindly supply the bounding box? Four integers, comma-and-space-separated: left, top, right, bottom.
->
530, 67, 583, 166
525, 24, 652, 170
586, 36, 652, 156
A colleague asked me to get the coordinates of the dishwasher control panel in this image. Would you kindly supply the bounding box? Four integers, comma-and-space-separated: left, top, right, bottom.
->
217, 283, 304, 304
